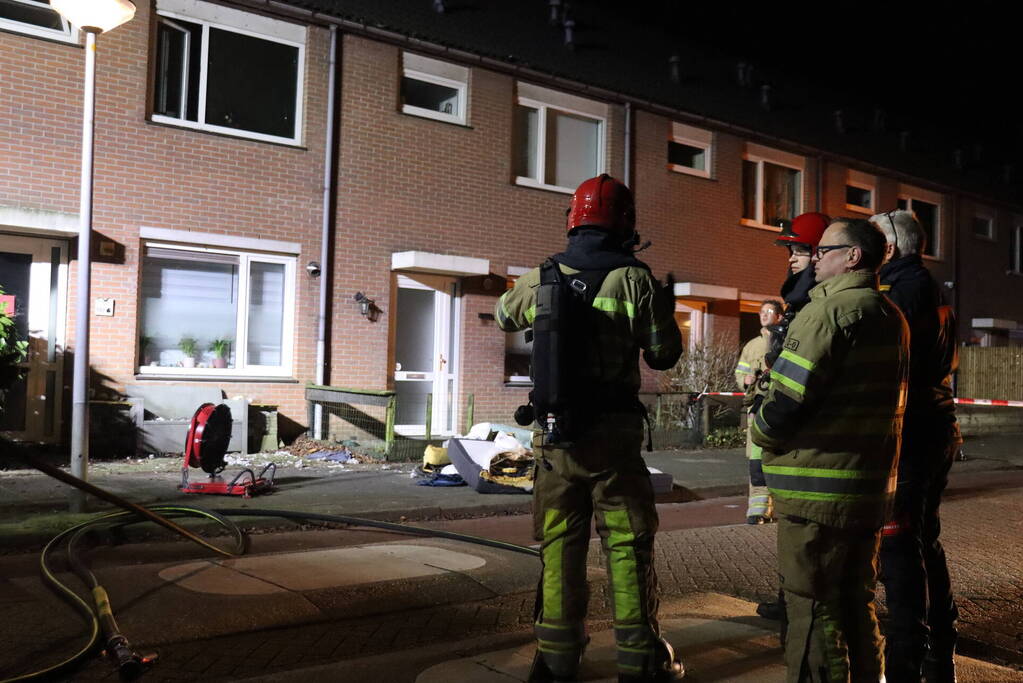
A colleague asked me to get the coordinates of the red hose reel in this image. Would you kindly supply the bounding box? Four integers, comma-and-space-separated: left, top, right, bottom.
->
180, 403, 275, 497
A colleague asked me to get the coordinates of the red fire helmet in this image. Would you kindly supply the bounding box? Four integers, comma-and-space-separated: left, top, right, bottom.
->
775, 211, 831, 248
566, 174, 636, 235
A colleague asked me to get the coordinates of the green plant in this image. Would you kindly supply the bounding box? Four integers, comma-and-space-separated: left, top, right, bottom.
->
209, 338, 231, 358
0, 286, 29, 409
703, 426, 745, 449
178, 335, 198, 357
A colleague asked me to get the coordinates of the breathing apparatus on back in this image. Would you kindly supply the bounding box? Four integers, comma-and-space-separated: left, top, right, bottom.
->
514, 174, 649, 444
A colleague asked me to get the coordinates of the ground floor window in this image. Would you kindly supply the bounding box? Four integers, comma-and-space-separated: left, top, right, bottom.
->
139, 243, 295, 376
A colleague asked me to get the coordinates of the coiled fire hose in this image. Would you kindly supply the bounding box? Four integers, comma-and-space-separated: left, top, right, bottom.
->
3, 453, 538, 682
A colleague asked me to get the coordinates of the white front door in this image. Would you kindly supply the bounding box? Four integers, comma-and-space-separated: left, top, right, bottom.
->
0, 234, 68, 442
393, 274, 460, 437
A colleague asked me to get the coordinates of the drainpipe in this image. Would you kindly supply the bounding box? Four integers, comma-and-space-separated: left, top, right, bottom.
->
314, 25, 339, 437
623, 102, 633, 187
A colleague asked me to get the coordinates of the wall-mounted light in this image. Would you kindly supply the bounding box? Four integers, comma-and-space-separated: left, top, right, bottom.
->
353, 292, 379, 321
306, 261, 321, 277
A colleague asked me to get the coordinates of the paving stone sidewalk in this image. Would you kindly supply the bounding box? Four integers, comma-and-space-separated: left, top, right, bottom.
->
1, 483, 1017, 681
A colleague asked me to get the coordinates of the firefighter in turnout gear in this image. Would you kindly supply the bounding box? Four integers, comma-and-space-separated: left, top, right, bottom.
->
751, 211, 829, 622
496, 174, 684, 682
871, 209, 962, 682
751, 219, 910, 682
736, 299, 784, 524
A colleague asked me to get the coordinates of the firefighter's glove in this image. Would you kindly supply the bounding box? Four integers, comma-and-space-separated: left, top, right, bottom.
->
653, 272, 676, 319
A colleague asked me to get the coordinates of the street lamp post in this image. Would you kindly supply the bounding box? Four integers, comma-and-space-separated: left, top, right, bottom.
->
51, 1, 136, 501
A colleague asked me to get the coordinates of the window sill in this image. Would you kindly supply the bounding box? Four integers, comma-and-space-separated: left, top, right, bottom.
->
135, 371, 298, 383
148, 116, 306, 149
514, 177, 574, 195
0, 23, 79, 45
668, 164, 712, 180
845, 204, 875, 215
504, 379, 533, 388
922, 254, 944, 263
739, 219, 783, 233
972, 234, 997, 242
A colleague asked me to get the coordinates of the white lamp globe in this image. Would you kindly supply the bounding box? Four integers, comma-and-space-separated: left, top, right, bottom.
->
52, 0, 136, 33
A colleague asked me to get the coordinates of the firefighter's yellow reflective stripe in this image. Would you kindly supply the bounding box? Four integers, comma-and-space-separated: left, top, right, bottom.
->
542, 508, 568, 621
749, 442, 763, 460
736, 361, 752, 372
779, 348, 816, 370
820, 604, 847, 682
497, 294, 513, 327
525, 304, 536, 324
879, 284, 892, 292
773, 371, 806, 396
763, 464, 889, 480
603, 508, 642, 624
592, 297, 635, 318
770, 489, 891, 503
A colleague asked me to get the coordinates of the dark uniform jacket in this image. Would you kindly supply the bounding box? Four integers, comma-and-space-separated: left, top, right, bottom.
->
751, 271, 910, 530
878, 254, 960, 451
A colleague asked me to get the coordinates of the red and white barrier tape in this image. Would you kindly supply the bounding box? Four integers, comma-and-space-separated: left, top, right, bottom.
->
954, 398, 1023, 408
692, 393, 1023, 407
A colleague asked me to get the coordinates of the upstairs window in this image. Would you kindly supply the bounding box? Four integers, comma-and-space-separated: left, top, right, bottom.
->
897, 187, 942, 258
153, 0, 305, 145
0, 0, 75, 42
514, 82, 606, 194
401, 52, 468, 125
668, 122, 713, 178
741, 144, 804, 230
972, 213, 995, 240
845, 169, 876, 214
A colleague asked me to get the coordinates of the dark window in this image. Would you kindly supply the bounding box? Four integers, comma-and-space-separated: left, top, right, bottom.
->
1011, 228, 1022, 273
668, 140, 706, 171
0, 0, 62, 30
206, 28, 298, 139
846, 185, 872, 209
402, 77, 459, 115
154, 18, 201, 120
913, 200, 939, 257
972, 216, 993, 238
742, 160, 757, 220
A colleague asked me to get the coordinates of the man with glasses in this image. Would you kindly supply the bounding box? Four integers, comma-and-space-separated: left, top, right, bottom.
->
871, 209, 961, 683
752, 218, 910, 681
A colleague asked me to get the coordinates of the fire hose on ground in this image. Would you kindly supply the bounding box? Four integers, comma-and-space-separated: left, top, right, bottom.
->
2, 452, 539, 683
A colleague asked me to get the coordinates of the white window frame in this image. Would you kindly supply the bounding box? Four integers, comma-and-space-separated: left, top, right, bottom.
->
137, 241, 297, 378
401, 52, 468, 126
152, 0, 306, 146
844, 169, 876, 214
668, 121, 713, 179
971, 210, 996, 241
0, 0, 76, 43
1010, 225, 1023, 275
897, 185, 943, 260
740, 143, 805, 231
514, 82, 607, 195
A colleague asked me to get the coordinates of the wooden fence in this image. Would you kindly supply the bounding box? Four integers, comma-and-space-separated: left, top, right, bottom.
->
957, 346, 1023, 401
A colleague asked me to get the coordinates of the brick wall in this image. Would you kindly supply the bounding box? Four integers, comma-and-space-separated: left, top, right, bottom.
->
4, 2, 1021, 449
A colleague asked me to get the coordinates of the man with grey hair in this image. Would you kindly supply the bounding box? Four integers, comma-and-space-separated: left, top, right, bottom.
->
870, 209, 961, 683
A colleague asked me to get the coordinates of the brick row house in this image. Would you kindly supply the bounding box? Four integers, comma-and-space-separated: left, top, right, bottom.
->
2, 0, 1022, 448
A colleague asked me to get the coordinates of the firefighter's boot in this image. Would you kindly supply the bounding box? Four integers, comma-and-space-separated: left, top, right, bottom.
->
617, 638, 685, 682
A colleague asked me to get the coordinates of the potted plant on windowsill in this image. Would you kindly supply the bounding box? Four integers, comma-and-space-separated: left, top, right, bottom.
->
210, 338, 231, 369
139, 335, 153, 366
178, 335, 198, 368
